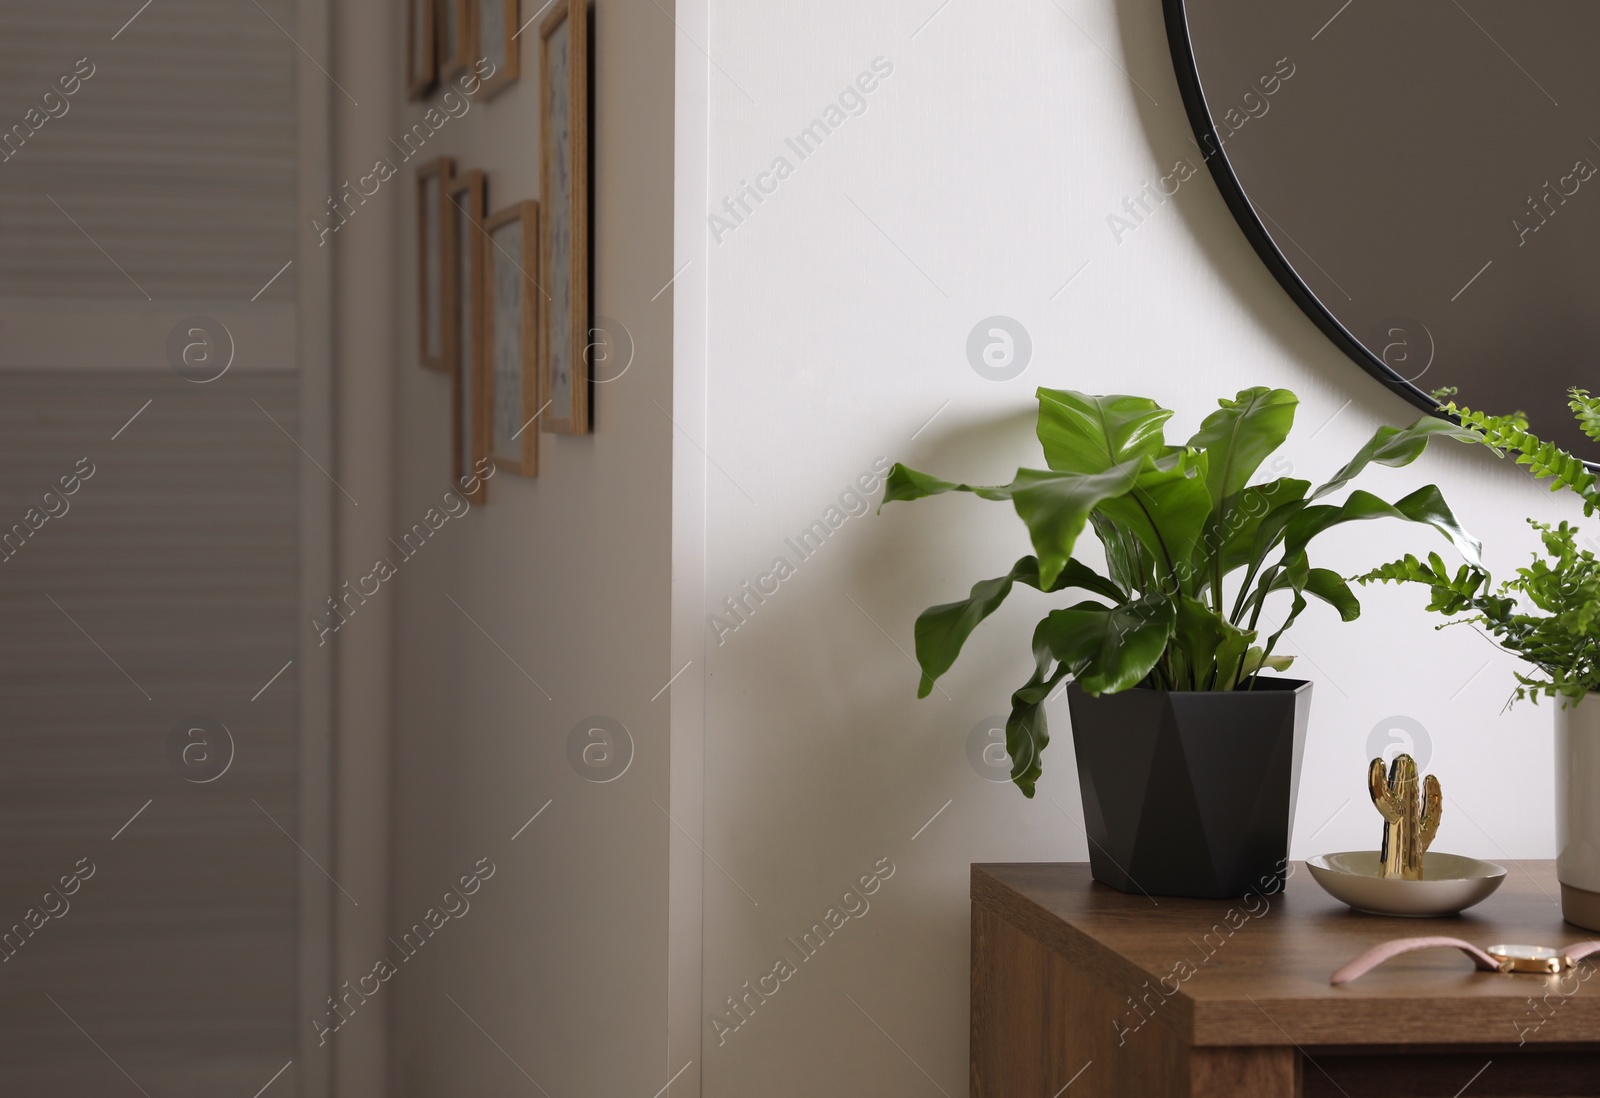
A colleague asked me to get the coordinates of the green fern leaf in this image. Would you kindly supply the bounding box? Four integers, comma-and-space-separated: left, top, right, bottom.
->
1570, 388, 1600, 443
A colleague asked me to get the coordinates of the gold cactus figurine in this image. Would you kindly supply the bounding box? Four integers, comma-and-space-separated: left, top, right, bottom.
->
1368, 754, 1442, 880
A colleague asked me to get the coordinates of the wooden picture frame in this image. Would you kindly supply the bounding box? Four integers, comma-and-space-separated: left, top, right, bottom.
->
415, 156, 454, 372
407, 0, 438, 100
439, 0, 473, 82
483, 201, 540, 476
476, 0, 521, 98
538, 0, 591, 436
444, 169, 489, 502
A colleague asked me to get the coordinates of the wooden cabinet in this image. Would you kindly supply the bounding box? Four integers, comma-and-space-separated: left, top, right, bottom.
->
972, 862, 1600, 1096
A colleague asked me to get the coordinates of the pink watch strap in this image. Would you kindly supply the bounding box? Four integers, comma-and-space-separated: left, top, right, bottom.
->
1567, 941, 1600, 963
1331, 936, 1503, 986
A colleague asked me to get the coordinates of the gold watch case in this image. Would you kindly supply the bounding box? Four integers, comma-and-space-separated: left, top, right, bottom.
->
1487, 943, 1569, 974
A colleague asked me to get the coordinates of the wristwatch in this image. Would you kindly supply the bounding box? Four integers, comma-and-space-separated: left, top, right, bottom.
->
1332, 936, 1600, 985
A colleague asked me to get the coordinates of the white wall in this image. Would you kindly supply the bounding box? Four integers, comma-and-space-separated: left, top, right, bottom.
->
691, 1, 1572, 1094
383, 3, 679, 1096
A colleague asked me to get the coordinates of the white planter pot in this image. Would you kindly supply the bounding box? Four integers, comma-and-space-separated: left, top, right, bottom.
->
1557, 694, 1600, 930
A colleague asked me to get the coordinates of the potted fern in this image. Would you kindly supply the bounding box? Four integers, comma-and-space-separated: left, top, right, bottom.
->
882, 387, 1481, 898
1358, 390, 1600, 929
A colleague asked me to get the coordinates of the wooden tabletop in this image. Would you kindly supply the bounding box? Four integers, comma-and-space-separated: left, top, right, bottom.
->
973, 861, 1600, 1049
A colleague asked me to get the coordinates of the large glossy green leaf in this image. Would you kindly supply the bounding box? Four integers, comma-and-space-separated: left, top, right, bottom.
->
1285, 485, 1483, 569
1092, 453, 1212, 588
1215, 477, 1310, 576
1036, 389, 1173, 474
1036, 596, 1176, 696
1311, 415, 1478, 501
882, 460, 1150, 590
879, 463, 1012, 507
1003, 630, 1069, 797
910, 556, 1126, 698
1089, 513, 1152, 593
1239, 646, 1295, 681
1007, 464, 1148, 588
1244, 495, 1314, 578
1214, 627, 1261, 688
1235, 416, 1478, 603
1002, 598, 1170, 796
1187, 387, 1298, 512
1187, 388, 1297, 603
1037, 557, 1128, 604
1305, 568, 1361, 621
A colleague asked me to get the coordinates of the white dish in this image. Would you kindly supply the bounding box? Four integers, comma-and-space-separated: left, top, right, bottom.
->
1307, 851, 1507, 917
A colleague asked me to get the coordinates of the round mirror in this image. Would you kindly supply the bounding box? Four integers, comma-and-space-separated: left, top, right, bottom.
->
1165, 1, 1600, 460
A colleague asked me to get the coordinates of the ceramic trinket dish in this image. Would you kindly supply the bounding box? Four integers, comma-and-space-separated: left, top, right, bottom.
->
1308, 754, 1507, 917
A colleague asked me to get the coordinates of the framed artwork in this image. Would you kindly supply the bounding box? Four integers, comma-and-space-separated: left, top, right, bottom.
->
415, 156, 454, 372
439, 0, 472, 82
476, 0, 521, 98
407, 0, 437, 99
483, 201, 540, 476
444, 169, 488, 502
539, 0, 591, 436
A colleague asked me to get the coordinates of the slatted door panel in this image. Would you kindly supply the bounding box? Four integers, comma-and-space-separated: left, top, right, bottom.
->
0, 0, 299, 302
0, 371, 300, 1095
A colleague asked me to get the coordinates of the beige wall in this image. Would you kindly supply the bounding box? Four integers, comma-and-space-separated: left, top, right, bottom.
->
384, 3, 680, 1095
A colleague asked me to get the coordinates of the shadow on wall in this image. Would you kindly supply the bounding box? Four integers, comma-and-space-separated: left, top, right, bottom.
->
711, 401, 1046, 814
701, 403, 1089, 1077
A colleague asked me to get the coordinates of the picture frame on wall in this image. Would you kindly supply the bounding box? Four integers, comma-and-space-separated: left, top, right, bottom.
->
483, 201, 540, 476
475, 0, 521, 98
407, 0, 437, 100
444, 169, 489, 502
415, 156, 455, 373
439, 0, 473, 82
539, 0, 592, 436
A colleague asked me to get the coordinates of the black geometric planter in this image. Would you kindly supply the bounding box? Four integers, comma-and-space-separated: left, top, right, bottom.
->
1066, 678, 1312, 899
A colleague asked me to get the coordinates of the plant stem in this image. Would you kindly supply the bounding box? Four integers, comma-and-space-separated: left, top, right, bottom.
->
1247, 563, 1279, 634
1131, 493, 1183, 597
1230, 560, 1262, 626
